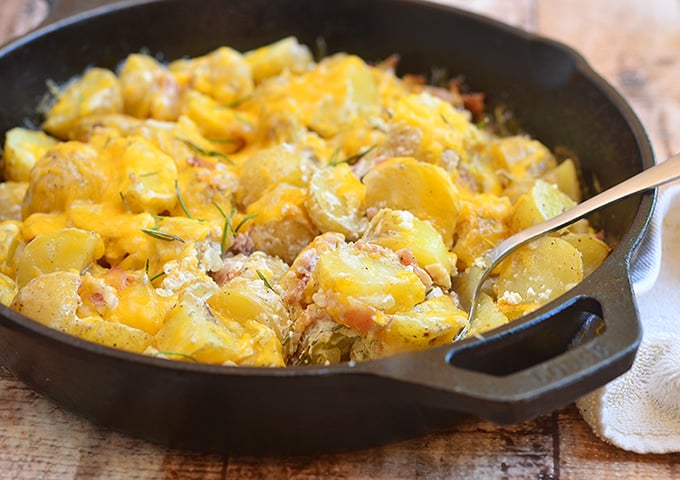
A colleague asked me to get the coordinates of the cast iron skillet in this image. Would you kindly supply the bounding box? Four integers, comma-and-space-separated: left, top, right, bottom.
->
0, 0, 654, 454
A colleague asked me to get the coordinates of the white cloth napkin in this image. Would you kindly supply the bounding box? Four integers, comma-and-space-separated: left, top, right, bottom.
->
577, 184, 680, 454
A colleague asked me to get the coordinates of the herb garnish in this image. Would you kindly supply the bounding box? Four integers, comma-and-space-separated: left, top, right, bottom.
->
213, 201, 256, 255
178, 137, 234, 164
329, 144, 376, 166
233, 112, 254, 129
224, 94, 253, 108
256, 270, 275, 292
175, 179, 204, 221
119, 192, 130, 212
140, 227, 186, 243
155, 351, 198, 362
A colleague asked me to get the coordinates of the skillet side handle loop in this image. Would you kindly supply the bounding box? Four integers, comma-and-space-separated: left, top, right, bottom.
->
41, 0, 123, 29
364, 274, 641, 424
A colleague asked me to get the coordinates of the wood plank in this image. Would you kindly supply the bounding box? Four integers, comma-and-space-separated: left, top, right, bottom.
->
557, 405, 680, 479
0, 0, 46, 44
226, 415, 555, 479
536, 0, 680, 159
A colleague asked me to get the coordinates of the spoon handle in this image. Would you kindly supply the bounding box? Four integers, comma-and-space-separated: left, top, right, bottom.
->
488, 152, 680, 267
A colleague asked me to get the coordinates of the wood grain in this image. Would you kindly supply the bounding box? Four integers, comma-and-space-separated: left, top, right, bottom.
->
1, 0, 680, 478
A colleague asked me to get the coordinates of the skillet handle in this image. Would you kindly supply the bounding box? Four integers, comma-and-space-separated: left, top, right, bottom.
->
360, 273, 641, 424
41, 0, 124, 28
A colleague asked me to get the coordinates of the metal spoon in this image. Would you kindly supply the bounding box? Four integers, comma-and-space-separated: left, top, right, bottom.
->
465, 152, 680, 330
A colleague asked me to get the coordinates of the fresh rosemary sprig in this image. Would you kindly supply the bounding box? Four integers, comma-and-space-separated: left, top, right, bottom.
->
212, 201, 256, 255
140, 227, 186, 243
174, 179, 205, 221
256, 270, 275, 292
233, 112, 254, 129
329, 144, 377, 166
178, 137, 234, 164
155, 351, 198, 362
224, 94, 252, 108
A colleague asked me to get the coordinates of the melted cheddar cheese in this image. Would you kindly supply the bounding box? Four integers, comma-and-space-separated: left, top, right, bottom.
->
0, 37, 609, 366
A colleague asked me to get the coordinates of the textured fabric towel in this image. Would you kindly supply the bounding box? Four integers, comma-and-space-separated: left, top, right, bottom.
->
577, 185, 680, 454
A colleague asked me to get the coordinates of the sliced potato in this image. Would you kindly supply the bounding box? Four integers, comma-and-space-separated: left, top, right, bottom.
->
246, 184, 319, 264
68, 316, 153, 353
119, 53, 181, 120
155, 292, 284, 366
312, 241, 427, 331
467, 293, 509, 337
362, 208, 452, 287
495, 236, 583, 320
173, 46, 253, 105
2, 128, 59, 182
207, 276, 291, 341
560, 232, 610, 277
306, 163, 367, 240
245, 36, 312, 84
542, 158, 581, 202
378, 294, 468, 355
0, 181, 28, 221
0, 220, 24, 278
236, 144, 313, 207
510, 179, 576, 233
117, 136, 178, 214
43, 68, 123, 139
22, 141, 111, 217
0, 272, 15, 306
12, 271, 82, 329
363, 156, 460, 246
489, 135, 557, 181
16, 228, 105, 289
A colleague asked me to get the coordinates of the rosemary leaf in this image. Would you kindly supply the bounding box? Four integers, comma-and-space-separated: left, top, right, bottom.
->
330, 144, 376, 166
155, 351, 198, 362
150, 271, 166, 282
224, 94, 252, 108
232, 213, 256, 234
141, 228, 185, 243
256, 270, 275, 292
175, 179, 202, 221
178, 137, 234, 164
233, 112, 254, 129
119, 192, 130, 212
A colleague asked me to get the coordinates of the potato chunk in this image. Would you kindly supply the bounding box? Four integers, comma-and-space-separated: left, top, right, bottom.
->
2, 127, 59, 182
0, 220, 24, 278
560, 232, 610, 277
43, 68, 123, 139
362, 208, 452, 287
207, 276, 291, 341
306, 164, 367, 240
155, 292, 283, 366
495, 237, 583, 319
172, 46, 253, 105
12, 271, 82, 328
245, 36, 312, 84
246, 184, 319, 264
15, 228, 105, 289
0, 182, 28, 221
312, 241, 426, 333
117, 137, 178, 214
119, 53, 182, 120
510, 179, 576, 233
378, 294, 468, 355
363, 156, 460, 246
236, 144, 313, 207
22, 141, 110, 217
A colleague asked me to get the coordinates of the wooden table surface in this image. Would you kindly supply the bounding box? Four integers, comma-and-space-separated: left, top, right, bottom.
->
1, 0, 680, 478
